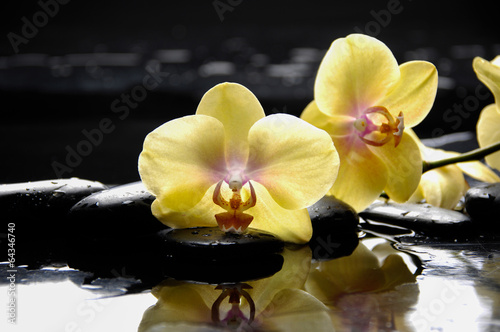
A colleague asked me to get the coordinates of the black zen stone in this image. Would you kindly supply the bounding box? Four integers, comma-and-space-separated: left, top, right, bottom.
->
308, 195, 360, 232
307, 195, 360, 260
160, 227, 284, 259
157, 227, 285, 283
465, 183, 500, 230
0, 178, 107, 265
68, 181, 166, 239
359, 202, 472, 237
0, 178, 107, 218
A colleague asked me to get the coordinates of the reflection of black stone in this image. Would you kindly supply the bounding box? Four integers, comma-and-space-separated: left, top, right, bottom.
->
465, 183, 500, 230
360, 202, 472, 238
307, 196, 360, 260
0, 178, 107, 266
68, 181, 166, 239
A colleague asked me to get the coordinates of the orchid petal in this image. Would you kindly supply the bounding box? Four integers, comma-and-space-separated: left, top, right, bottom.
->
456, 161, 500, 183
473, 56, 500, 109
139, 115, 226, 211
425, 147, 500, 183
329, 136, 388, 212
378, 61, 438, 128
262, 289, 334, 332
478, 104, 500, 170
305, 243, 386, 304
249, 182, 313, 244
196, 82, 265, 168
315, 34, 400, 118
300, 100, 354, 138
421, 166, 467, 209
247, 113, 339, 210
370, 132, 422, 203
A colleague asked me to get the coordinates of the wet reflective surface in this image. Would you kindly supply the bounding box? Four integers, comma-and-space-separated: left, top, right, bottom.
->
2, 230, 499, 332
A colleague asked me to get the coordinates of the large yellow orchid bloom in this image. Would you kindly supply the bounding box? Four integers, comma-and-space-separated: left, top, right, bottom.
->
301, 34, 438, 211
139, 82, 340, 243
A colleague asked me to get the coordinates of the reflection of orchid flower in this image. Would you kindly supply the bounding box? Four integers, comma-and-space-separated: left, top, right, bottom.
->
138, 247, 334, 332
139, 82, 339, 243
305, 239, 416, 305
305, 239, 418, 331
407, 130, 500, 209
301, 34, 438, 211
474, 56, 500, 171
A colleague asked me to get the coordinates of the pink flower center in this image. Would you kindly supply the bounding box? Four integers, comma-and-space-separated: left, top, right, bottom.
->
353, 106, 404, 147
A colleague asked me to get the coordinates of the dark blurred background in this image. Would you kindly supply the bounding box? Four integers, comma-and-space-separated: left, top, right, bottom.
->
1, 0, 498, 184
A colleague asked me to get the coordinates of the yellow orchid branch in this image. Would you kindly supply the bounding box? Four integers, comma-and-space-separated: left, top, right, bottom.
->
422, 140, 500, 173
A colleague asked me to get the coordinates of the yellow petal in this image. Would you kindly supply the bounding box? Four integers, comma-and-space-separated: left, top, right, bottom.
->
247, 114, 339, 210
473, 56, 500, 109
196, 82, 265, 168
262, 289, 334, 332
477, 104, 500, 170
152, 181, 313, 244
138, 115, 226, 211
370, 132, 422, 203
420, 166, 466, 209
378, 61, 438, 128
435, 148, 500, 183
456, 161, 500, 183
306, 242, 386, 301
379, 254, 416, 290
329, 136, 388, 212
315, 34, 400, 118
300, 100, 355, 138
249, 182, 313, 244
150, 182, 220, 229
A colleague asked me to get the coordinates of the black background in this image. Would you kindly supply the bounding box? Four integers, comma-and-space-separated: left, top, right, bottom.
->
1, 0, 498, 184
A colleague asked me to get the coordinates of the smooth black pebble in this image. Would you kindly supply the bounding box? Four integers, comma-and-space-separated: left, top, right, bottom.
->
465, 182, 500, 230
307, 195, 360, 260
68, 181, 166, 238
359, 201, 472, 237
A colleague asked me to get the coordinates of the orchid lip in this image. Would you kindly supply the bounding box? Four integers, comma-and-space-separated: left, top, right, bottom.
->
213, 180, 257, 233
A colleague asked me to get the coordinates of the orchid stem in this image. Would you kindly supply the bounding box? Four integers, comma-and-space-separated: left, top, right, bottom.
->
423, 140, 500, 173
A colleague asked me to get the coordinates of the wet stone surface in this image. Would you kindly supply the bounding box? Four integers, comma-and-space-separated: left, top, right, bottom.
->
465, 182, 500, 230
0, 177, 107, 219
0, 178, 108, 266
307, 195, 360, 260
155, 227, 285, 283
359, 201, 472, 238
68, 181, 165, 238
160, 227, 284, 259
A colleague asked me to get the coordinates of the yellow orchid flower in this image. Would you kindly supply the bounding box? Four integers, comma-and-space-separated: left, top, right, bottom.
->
301, 34, 438, 211
474, 56, 500, 171
407, 130, 500, 209
138, 82, 340, 243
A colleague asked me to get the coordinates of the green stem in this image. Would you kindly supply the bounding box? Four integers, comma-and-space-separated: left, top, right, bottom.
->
423, 141, 500, 173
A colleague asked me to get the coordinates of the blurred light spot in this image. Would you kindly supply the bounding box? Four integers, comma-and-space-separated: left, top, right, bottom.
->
451, 45, 486, 59
198, 61, 235, 77
153, 49, 191, 63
